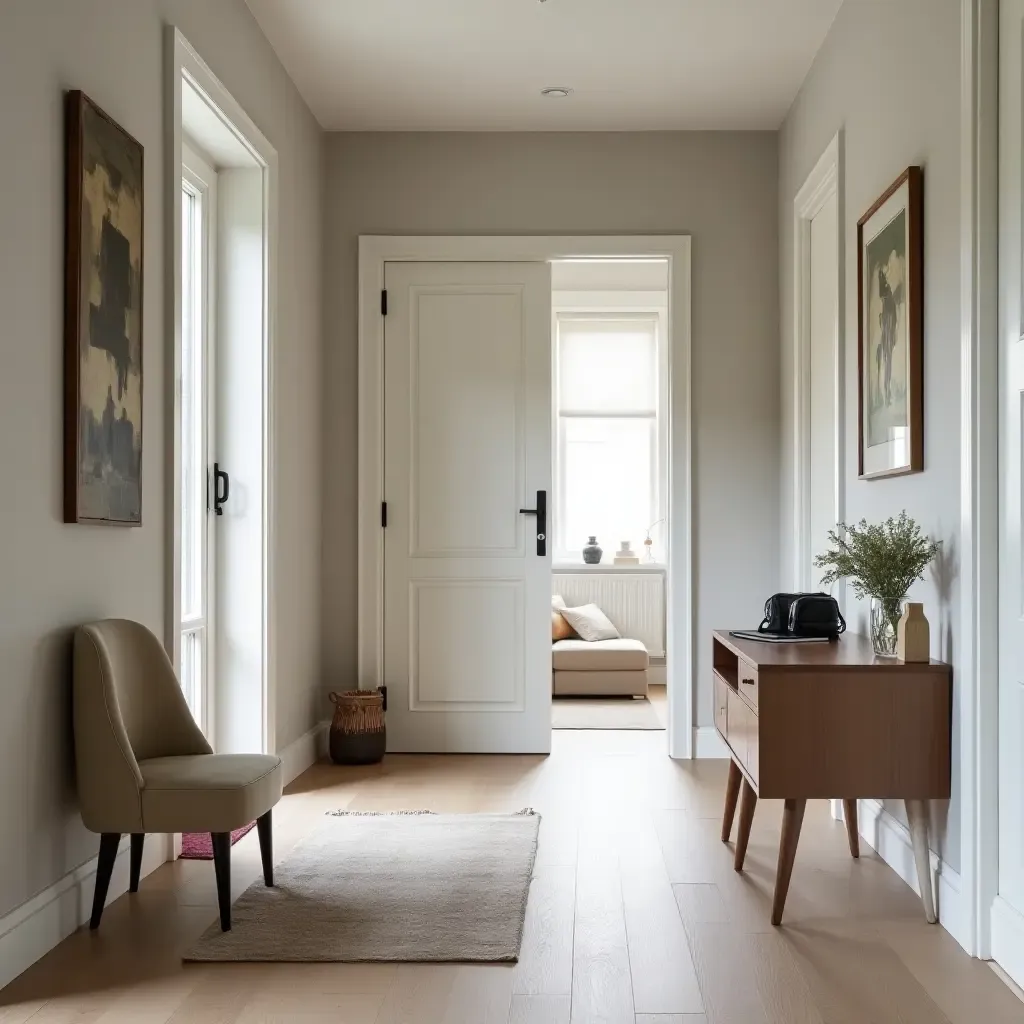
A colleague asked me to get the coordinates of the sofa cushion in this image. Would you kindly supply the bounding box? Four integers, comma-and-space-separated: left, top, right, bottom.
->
559, 603, 620, 641
553, 669, 648, 697
552, 637, 649, 672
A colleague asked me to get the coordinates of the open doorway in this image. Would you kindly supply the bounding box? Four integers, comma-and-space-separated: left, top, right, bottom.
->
549, 259, 669, 732
359, 236, 691, 757
169, 30, 278, 757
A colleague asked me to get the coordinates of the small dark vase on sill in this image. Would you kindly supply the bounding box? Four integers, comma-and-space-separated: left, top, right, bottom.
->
582, 536, 603, 564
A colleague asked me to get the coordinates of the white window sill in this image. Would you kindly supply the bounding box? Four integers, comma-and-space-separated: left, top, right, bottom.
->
552, 561, 667, 574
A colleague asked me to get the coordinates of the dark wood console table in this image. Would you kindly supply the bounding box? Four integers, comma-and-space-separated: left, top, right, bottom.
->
712, 630, 951, 925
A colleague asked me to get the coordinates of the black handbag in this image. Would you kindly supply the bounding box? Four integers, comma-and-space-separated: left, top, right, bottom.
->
759, 592, 846, 638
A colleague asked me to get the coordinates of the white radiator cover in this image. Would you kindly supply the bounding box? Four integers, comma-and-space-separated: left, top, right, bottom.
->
553, 573, 665, 657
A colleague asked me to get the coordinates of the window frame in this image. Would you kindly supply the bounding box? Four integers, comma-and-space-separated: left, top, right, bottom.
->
180, 140, 217, 736
552, 291, 669, 566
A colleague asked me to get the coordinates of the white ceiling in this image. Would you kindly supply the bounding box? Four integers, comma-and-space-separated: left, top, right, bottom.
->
244, 0, 843, 131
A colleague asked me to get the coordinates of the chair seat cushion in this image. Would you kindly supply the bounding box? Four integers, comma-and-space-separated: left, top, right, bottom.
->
552, 637, 649, 672
139, 753, 282, 834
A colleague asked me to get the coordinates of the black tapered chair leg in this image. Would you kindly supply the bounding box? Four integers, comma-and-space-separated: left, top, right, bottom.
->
129, 833, 144, 893
256, 810, 274, 886
211, 832, 232, 931
90, 833, 121, 930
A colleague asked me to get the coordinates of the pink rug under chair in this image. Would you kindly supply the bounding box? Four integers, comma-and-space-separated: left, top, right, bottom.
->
180, 822, 256, 860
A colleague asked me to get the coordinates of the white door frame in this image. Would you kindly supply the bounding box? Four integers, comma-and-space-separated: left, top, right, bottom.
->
792, 132, 844, 594
358, 235, 693, 758
961, 0, 999, 960
166, 27, 279, 756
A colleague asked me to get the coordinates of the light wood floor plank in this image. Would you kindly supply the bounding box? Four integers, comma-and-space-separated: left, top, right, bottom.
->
508, 994, 571, 1024
682, 923, 769, 1024
513, 866, 575, 996
616, 813, 703, 1015
877, 920, 1024, 1024
635, 1016, 708, 1024
571, 828, 634, 1024
777, 919, 952, 1024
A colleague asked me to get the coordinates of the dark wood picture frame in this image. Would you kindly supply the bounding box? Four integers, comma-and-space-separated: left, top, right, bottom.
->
857, 166, 923, 479
64, 90, 144, 524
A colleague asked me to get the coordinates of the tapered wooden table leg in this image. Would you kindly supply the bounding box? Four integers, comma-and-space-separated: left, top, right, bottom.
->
771, 798, 806, 926
721, 759, 742, 842
905, 799, 937, 923
842, 799, 860, 858
733, 778, 757, 871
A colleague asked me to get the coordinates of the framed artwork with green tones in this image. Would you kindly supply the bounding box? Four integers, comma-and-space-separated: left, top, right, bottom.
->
857, 166, 923, 479
63, 90, 144, 524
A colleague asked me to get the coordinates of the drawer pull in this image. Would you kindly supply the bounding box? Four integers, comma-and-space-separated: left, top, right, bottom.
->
741, 677, 756, 686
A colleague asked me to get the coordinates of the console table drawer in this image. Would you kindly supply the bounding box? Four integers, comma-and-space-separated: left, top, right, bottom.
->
737, 656, 759, 707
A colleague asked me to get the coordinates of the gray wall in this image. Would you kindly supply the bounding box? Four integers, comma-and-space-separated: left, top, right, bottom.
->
0, 0, 323, 918
323, 131, 781, 729
778, 0, 962, 867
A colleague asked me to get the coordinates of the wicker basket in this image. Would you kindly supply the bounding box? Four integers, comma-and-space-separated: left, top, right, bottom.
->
328, 689, 386, 765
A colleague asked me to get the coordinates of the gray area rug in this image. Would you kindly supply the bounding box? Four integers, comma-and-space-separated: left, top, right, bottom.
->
552, 695, 665, 730
184, 810, 540, 963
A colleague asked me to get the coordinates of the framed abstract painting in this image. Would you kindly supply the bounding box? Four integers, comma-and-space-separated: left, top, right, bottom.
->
857, 165, 923, 480
63, 90, 143, 524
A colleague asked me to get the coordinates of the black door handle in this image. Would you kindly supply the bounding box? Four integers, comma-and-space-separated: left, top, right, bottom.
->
518, 490, 547, 556
213, 463, 230, 516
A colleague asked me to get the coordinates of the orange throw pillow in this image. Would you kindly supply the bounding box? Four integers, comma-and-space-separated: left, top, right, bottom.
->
552, 610, 575, 641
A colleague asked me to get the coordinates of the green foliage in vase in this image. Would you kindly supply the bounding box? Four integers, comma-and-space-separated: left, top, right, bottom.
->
814, 511, 940, 604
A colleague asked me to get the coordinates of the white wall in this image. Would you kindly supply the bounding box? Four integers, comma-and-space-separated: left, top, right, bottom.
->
0, 0, 323, 922
323, 131, 781, 729
778, 0, 963, 868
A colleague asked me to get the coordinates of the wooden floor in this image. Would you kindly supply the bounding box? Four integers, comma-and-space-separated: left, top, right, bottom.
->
1, 730, 1021, 1023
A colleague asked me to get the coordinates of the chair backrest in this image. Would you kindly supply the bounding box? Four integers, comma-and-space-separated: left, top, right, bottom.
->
73, 619, 211, 833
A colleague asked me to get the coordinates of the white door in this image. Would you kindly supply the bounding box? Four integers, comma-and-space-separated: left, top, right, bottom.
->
996, 0, 1024, 986
807, 191, 841, 590
383, 262, 552, 753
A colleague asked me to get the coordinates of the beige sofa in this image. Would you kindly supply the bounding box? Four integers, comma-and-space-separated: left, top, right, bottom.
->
552, 637, 649, 697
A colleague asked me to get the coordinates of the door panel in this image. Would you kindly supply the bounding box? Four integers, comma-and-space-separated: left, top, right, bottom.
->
383, 262, 552, 753
997, 0, 1024, 983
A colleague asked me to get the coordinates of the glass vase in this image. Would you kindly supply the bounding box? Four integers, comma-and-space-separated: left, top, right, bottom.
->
870, 596, 907, 657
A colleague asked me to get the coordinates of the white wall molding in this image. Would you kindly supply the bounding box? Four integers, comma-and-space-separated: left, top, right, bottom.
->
279, 720, 330, 787
693, 726, 729, 759
791, 131, 843, 593
358, 235, 693, 758
959, 0, 999, 960
855, 798, 967, 951
0, 835, 171, 990
992, 896, 1024, 990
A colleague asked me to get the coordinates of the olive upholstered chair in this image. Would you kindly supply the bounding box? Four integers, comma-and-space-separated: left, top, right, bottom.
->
73, 619, 283, 931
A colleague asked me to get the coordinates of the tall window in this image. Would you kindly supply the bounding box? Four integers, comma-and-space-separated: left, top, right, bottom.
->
554, 312, 666, 563
180, 150, 213, 729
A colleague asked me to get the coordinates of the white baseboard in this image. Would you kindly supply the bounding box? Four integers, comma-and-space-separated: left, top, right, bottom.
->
992, 896, 1024, 992
0, 832, 171, 991
853, 798, 967, 951
279, 719, 329, 787
692, 725, 729, 758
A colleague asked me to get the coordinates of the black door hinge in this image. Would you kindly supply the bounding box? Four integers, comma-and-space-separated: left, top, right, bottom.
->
378, 684, 388, 712
381, 289, 388, 316
381, 501, 388, 528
